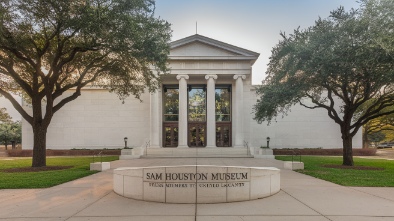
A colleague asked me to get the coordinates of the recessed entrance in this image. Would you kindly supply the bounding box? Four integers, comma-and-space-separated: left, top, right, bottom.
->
216, 123, 231, 147
163, 123, 178, 147
162, 84, 232, 148
188, 123, 206, 147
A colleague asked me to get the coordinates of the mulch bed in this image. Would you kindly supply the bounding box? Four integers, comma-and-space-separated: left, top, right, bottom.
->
2, 166, 73, 173
323, 164, 384, 171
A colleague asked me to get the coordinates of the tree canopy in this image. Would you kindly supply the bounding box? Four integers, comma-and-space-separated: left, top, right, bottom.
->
0, 0, 172, 167
253, 0, 394, 166
0, 107, 12, 123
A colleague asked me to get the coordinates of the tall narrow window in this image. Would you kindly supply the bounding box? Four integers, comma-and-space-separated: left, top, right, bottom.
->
215, 86, 231, 147
188, 86, 206, 147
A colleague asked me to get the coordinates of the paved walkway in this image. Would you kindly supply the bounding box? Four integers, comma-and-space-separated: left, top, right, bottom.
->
1, 158, 394, 221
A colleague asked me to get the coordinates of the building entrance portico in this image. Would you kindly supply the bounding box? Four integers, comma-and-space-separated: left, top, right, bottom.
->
157, 34, 259, 149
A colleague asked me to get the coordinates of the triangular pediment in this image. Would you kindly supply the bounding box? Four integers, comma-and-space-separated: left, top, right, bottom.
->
169, 34, 259, 62
171, 41, 241, 56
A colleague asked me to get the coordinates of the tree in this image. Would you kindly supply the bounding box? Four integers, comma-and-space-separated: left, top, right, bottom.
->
362, 113, 394, 148
0, 120, 21, 149
367, 131, 385, 147
0, 107, 12, 123
0, 0, 171, 167
253, 0, 394, 166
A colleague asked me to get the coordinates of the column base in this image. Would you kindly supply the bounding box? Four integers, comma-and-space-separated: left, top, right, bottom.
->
233, 145, 244, 148
177, 145, 189, 148
205, 145, 217, 148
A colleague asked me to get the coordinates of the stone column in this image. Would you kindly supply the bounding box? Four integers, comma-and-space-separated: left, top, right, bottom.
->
233, 75, 246, 148
205, 74, 218, 148
176, 74, 189, 148
150, 90, 160, 148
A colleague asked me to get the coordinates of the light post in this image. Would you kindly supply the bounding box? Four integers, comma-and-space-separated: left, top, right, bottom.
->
266, 137, 270, 148
124, 137, 128, 148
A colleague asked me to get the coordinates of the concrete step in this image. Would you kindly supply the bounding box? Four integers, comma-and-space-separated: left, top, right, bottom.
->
141, 148, 253, 158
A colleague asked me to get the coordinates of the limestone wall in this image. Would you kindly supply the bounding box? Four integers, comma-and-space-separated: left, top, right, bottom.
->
22, 88, 150, 149
244, 84, 363, 149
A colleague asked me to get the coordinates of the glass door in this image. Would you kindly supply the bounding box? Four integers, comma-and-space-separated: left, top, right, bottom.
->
216, 123, 231, 147
163, 123, 178, 147
188, 123, 206, 147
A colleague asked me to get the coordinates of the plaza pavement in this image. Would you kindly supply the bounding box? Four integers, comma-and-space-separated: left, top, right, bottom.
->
0, 157, 394, 221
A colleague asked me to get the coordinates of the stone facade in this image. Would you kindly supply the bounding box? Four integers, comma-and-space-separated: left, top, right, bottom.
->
21, 34, 362, 150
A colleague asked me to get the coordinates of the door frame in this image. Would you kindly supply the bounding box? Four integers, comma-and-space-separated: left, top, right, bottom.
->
188, 122, 206, 147
216, 122, 232, 147
163, 122, 179, 148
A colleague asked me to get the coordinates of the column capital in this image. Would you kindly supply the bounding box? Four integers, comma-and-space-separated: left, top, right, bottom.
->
176, 74, 189, 80
205, 74, 218, 80
233, 74, 246, 80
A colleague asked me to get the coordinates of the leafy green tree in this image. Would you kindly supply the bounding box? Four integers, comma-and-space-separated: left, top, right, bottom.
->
362, 113, 394, 148
253, 0, 394, 166
0, 121, 21, 149
0, 0, 171, 167
367, 131, 385, 147
0, 107, 12, 123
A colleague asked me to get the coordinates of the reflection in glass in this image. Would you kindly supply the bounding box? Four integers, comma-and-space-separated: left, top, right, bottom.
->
164, 124, 178, 147
215, 88, 231, 121
189, 88, 206, 122
216, 124, 230, 147
164, 88, 179, 121
189, 124, 205, 147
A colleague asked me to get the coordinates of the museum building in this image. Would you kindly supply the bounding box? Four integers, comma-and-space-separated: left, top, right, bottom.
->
22, 34, 362, 153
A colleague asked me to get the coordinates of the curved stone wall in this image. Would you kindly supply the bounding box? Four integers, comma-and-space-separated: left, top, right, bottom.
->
113, 165, 280, 203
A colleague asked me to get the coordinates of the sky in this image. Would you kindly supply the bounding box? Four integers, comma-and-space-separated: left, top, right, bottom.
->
155, 0, 361, 84
0, 0, 361, 120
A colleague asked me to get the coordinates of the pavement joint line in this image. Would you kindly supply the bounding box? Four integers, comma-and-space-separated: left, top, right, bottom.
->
349, 187, 394, 203
64, 185, 113, 221
0, 217, 67, 220
280, 189, 333, 221
194, 157, 198, 221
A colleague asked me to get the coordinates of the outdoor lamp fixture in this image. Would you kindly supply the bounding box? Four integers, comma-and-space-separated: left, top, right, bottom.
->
266, 137, 270, 148
124, 137, 128, 148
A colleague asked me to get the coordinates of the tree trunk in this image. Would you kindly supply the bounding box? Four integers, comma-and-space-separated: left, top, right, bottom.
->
32, 126, 47, 167
342, 134, 354, 166
362, 124, 369, 149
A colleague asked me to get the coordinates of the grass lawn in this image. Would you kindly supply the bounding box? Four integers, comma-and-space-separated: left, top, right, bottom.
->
276, 156, 394, 187
0, 156, 118, 189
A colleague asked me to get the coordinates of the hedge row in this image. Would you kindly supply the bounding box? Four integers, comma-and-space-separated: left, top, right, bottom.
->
273, 148, 377, 156
7, 149, 121, 157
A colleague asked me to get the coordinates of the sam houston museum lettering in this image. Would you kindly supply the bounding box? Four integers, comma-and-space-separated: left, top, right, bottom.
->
146, 172, 248, 181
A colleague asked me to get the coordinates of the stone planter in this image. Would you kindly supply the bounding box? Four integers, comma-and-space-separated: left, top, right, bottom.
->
90, 162, 111, 171
120, 148, 140, 160
114, 165, 280, 203
284, 161, 304, 170
254, 148, 275, 159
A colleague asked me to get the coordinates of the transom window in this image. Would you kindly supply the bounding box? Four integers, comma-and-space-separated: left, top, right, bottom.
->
188, 86, 206, 122
215, 86, 231, 122
163, 86, 179, 122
